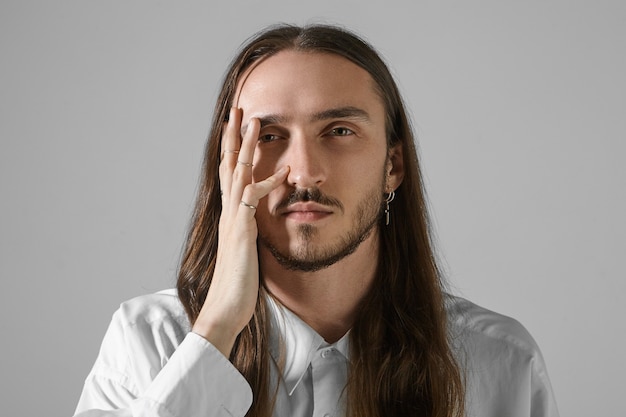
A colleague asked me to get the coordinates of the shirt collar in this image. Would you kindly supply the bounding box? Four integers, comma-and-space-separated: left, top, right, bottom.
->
267, 295, 350, 395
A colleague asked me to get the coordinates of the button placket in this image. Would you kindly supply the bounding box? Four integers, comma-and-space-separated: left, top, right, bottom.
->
311, 347, 346, 417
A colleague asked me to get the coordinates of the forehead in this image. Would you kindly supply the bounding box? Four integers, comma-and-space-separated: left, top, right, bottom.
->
235, 50, 385, 119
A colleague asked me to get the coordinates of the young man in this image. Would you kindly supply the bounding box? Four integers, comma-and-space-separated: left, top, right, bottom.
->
74, 24, 559, 417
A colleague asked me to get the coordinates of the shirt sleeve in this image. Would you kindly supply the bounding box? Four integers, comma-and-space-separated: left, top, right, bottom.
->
528, 345, 560, 417
73, 305, 253, 417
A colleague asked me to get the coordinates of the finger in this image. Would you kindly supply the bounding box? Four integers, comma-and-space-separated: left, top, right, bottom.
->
230, 117, 260, 205
219, 107, 242, 206
236, 116, 258, 172
221, 107, 242, 159
238, 165, 290, 217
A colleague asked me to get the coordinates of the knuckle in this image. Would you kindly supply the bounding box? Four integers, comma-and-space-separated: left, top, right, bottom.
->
241, 186, 260, 203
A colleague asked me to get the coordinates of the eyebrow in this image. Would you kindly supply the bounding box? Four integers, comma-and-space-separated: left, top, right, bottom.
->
241, 106, 372, 135
311, 106, 371, 123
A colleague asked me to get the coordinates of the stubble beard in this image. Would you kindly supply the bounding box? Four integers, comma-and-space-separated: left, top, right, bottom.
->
258, 185, 384, 272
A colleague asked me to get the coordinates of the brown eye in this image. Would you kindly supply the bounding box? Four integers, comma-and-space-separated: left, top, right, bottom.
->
329, 127, 354, 136
259, 134, 279, 143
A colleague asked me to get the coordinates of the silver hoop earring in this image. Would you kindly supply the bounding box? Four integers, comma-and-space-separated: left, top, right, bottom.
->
384, 191, 395, 226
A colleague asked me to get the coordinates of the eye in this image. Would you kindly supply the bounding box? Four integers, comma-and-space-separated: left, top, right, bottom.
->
328, 127, 355, 137
259, 134, 280, 143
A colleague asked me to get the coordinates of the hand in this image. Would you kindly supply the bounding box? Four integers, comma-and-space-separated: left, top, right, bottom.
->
191, 107, 288, 358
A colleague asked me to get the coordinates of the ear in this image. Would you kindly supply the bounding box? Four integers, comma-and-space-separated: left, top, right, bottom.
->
385, 143, 404, 192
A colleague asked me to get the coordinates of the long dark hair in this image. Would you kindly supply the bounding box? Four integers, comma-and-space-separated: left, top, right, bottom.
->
177, 24, 464, 417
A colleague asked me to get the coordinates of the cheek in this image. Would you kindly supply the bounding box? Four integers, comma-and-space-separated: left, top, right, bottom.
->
350, 158, 385, 182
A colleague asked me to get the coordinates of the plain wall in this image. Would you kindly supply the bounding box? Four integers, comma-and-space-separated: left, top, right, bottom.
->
1, 1, 624, 416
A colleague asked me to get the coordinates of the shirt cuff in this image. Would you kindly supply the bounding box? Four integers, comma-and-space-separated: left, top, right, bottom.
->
142, 332, 253, 417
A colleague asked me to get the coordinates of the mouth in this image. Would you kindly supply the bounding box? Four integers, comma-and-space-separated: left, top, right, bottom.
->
281, 202, 334, 222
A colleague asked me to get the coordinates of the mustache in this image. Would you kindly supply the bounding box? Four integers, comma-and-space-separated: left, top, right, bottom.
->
275, 188, 344, 213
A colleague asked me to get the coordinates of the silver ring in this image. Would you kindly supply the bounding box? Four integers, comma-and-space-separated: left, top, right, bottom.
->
237, 160, 253, 167
240, 200, 257, 210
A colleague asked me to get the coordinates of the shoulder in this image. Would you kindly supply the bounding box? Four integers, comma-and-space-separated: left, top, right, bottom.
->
445, 295, 559, 416
90, 289, 191, 392
106, 288, 191, 354
114, 288, 189, 330
445, 294, 541, 357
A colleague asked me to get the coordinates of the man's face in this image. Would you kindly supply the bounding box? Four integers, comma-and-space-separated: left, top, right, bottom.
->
236, 50, 402, 271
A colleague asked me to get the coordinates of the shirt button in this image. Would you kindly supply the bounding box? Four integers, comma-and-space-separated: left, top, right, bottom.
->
321, 348, 333, 358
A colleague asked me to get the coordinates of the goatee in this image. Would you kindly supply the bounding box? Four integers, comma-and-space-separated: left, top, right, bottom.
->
258, 186, 383, 272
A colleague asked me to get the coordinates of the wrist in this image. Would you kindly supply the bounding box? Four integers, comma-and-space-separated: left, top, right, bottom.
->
192, 318, 239, 359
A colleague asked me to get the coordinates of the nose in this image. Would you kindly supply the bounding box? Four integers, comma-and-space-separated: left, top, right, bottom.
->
284, 135, 325, 189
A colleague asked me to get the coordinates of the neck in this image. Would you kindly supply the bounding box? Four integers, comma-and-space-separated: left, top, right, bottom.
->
260, 230, 380, 344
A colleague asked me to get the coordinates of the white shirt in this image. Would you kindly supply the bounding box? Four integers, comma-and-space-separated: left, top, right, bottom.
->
74, 289, 559, 417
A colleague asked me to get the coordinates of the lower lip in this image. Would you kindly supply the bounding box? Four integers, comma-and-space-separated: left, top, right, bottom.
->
284, 211, 331, 222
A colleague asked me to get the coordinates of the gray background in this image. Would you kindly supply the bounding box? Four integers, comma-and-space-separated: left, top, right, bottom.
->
1, 1, 624, 416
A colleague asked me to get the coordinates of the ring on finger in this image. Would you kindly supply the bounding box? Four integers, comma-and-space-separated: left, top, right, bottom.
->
223, 150, 239, 154
240, 200, 257, 210
237, 160, 254, 167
